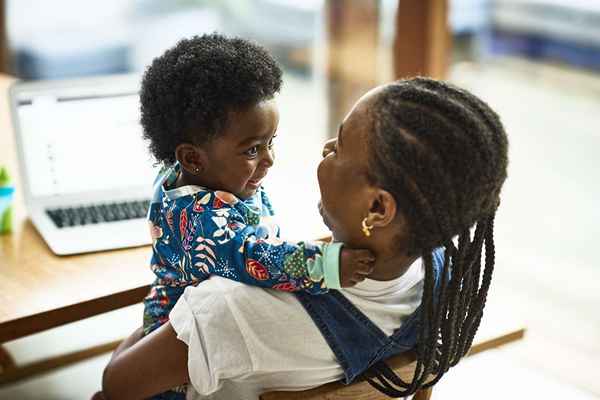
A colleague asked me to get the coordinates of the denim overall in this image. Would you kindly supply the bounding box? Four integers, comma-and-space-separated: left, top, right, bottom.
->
295, 248, 444, 386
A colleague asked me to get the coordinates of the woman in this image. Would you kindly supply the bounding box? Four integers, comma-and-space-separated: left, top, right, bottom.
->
98, 77, 508, 400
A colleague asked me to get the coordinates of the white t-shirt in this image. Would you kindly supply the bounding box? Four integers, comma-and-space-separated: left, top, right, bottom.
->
169, 258, 425, 400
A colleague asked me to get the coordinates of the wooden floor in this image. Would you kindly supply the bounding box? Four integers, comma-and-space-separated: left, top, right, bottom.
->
1, 59, 599, 399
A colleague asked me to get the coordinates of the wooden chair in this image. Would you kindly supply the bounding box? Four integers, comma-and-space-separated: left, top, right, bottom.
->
260, 327, 525, 400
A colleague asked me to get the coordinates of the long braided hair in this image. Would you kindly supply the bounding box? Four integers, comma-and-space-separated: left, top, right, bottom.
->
364, 78, 509, 396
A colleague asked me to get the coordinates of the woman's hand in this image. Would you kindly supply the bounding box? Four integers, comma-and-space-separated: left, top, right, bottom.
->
339, 247, 375, 287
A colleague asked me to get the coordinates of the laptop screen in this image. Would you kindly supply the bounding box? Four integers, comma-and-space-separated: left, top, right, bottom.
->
14, 90, 160, 198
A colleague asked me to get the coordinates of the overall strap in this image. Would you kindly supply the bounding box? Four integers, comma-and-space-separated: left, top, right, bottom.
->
295, 248, 446, 384
295, 289, 389, 383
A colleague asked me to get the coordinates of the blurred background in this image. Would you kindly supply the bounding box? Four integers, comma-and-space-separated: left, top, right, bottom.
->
0, 0, 599, 398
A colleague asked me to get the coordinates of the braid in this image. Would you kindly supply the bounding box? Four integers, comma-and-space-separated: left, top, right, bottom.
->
463, 213, 496, 355
439, 230, 469, 370
454, 218, 489, 360
363, 78, 508, 396
417, 252, 440, 387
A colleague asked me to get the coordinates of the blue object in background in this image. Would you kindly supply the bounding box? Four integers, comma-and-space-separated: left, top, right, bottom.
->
12, 32, 130, 80
488, 0, 600, 71
490, 30, 600, 71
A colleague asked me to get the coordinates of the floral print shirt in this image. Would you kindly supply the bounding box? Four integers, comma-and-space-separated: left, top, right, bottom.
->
143, 163, 340, 335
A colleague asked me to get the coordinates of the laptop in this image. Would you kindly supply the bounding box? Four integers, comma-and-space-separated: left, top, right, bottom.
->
9, 74, 160, 255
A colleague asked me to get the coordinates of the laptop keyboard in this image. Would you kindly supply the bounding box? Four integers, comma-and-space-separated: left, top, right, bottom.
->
46, 200, 150, 228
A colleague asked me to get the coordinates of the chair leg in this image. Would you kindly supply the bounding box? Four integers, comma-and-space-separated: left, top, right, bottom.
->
414, 387, 433, 400
0, 345, 16, 373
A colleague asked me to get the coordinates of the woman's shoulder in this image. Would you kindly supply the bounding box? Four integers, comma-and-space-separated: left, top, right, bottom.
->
178, 277, 311, 325
171, 277, 341, 397
184, 276, 296, 304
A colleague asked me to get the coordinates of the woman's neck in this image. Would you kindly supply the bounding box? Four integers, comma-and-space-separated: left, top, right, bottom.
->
367, 246, 419, 281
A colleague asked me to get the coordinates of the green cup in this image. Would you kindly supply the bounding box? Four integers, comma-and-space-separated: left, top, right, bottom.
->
0, 167, 14, 234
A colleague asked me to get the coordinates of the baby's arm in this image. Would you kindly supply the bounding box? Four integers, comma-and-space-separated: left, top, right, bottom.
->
186, 205, 372, 294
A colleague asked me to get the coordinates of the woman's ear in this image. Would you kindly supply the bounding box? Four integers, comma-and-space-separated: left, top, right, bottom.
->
175, 143, 207, 175
366, 189, 397, 229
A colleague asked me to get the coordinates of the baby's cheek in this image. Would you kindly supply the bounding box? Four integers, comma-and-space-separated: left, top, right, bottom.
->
244, 163, 257, 178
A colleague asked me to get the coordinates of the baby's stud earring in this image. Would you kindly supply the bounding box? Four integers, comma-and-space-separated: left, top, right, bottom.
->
361, 217, 373, 237
194, 167, 200, 173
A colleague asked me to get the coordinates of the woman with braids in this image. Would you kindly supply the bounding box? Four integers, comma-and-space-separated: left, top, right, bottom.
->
97, 77, 508, 400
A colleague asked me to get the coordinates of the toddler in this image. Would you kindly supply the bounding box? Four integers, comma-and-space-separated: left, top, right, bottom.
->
140, 34, 374, 399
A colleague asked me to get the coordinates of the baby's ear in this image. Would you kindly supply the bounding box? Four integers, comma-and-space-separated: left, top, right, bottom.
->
175, 143, 207, 175
366, 189, 397, 229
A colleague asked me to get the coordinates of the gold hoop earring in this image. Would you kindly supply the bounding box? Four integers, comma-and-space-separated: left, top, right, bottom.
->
361, 218, 373, 237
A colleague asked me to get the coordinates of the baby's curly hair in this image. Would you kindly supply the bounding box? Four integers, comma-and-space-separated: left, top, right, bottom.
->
140, 33, 283, 164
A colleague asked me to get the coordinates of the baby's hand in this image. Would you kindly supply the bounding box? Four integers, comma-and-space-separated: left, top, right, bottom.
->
339, 247, 375, 287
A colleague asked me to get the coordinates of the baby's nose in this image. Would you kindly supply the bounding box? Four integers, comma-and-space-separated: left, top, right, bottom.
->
261, 148, 275, 167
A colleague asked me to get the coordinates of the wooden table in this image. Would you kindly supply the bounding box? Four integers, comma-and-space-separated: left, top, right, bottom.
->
0, 74, 154, 383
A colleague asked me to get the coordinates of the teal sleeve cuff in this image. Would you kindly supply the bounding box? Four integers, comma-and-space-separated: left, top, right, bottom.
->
322, 242, 343, 289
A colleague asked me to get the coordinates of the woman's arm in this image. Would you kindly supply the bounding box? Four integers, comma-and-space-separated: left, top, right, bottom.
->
101, 323, 189, 400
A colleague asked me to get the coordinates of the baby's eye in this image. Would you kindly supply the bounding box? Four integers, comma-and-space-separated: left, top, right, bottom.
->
244, 146, 259, 158
268, 135, 277, 149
